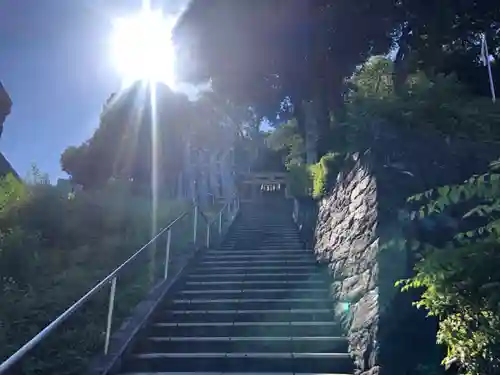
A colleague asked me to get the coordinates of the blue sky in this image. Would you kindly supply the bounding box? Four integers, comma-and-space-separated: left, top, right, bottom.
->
0, 0, 187, 181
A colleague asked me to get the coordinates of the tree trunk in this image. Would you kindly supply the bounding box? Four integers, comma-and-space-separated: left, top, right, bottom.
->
393, 27, 411, 96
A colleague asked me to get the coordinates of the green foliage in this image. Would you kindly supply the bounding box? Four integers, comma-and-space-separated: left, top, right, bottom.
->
285, 153, 344, 199
0, 172, 198, 374
286, 164, 312, 197
61, 83, 245, 189
0, 173, 26, 214
174, 0, 499, 147
346, 57, 500, 141
266, 119, 305, 166
308, 153, 343, 199
397, 159, 500, 374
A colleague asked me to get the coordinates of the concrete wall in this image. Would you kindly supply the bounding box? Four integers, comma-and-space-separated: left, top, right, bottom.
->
313, 124, 499, 375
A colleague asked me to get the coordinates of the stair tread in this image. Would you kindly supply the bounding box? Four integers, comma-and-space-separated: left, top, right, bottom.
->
188, 273, 317, 278
147, 336, 345, 342
200, 260, 314, 265
116, 207, 351, 375
121, 372, 352, 375
134, 352, 351, 359
179, 289, 327, 294
194, 266, 316, 271
185, 280, 324, 285
168, 308, 332, 314
153, 321, 337, 327
173, 298, 328, 303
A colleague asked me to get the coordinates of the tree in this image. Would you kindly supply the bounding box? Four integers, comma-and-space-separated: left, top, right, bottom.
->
266, 119, 305, 166
61, 81, 251, 190
173, 0, 395, 155
173, 0, 500, 157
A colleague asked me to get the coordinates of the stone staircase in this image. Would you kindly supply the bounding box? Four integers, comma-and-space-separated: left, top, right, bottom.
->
118, 201, 352, 374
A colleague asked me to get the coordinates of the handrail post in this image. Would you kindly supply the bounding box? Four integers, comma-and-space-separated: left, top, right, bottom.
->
164, 229, 172, 280
293, 198, 299, 224
193, 205, 198, 244
0, 210, 193, 373
104, 276, 117, 355
206, 223, 211, 248
218, 211, 222, 235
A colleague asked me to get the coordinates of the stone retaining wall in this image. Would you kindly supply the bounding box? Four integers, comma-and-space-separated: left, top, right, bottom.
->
313, 124, 499, 375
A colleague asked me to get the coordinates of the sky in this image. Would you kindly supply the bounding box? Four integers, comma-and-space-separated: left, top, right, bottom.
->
0, 0, 189, 181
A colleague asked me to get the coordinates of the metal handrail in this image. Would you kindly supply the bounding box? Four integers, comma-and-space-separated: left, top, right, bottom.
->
199, 195, 239, 247
0, 194, 240, 374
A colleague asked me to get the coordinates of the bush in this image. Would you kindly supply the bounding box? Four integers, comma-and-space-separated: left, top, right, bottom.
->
396, 160, 500, 375
285, 153, 345, 199
286, 163, 312, 197
345, 57, 500, 142
309, 153, 344, 199
0, 174, 194, 374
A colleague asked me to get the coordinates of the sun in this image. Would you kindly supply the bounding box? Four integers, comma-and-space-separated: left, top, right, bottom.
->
111, 8, 177, 87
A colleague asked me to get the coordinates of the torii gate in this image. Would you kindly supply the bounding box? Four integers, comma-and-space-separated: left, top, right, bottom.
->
237, 171, 289, 202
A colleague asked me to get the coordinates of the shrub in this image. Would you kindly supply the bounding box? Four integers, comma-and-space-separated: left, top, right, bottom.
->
286, 163, 312, 197
0, 174, 193, 374
396, 159, 500, 375
285, 152, 345, 199
308, 152, 344, 199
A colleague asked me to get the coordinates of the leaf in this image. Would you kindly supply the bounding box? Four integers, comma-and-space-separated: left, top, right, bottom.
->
448, 187, 461, 204
410, 240, 420, 251
438, 185, 450, 197
418, 208, 426, 218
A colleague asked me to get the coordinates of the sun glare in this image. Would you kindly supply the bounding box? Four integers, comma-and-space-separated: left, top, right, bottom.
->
111, 8, 177, 87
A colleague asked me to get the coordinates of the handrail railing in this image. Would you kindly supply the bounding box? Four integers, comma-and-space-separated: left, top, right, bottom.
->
0, 194, 240, 374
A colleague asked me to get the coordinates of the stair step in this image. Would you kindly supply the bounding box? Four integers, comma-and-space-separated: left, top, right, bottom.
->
169, 299, 331, 312
220, 247, 303, 251
185, 280, 324, 285
121, 372, 352, 375
203, 254, 312, 260
133, 352, 351, 359
115, 209, 352, 375
193, 266, 316, 273
176, 289, 328, 300
186, 274, 328, 284
153, 321, 338, 327
184, 280, 325, 289
125, 352, 353, 373
158, 309, 335, 323
206, 249, 308, 254
173, 298, 327, 303
179, 288, 327, 293
136, 336, 348, 353
227, 235, 300, 240
148, 322, 341, 337
219, 246, 303, 251
223, 237, 300, 241
200, 260, 314, 266
216, 249, 305, 253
